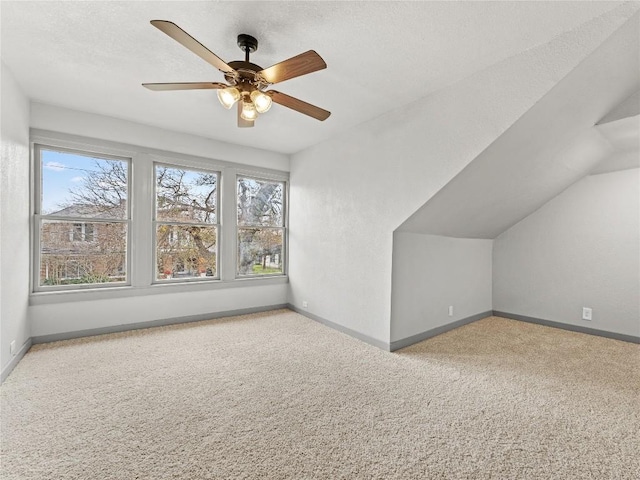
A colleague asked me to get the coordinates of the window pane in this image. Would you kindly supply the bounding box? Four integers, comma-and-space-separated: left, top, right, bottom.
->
237, 177, 284, 227
156, 166, 217, 224
237, 228, 283, 275
156, 225, 217, 280
40, 220, 127, 286
41, 149, 128, 219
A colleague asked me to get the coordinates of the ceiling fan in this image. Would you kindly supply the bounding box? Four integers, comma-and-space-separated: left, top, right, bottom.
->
142, 20, 331, 128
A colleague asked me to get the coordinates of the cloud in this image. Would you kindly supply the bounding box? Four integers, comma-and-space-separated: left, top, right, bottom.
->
44, 161, 66, 171
70, 176, 84, 183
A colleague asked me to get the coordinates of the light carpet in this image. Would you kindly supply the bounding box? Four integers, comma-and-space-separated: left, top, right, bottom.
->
1, 310, 639, 479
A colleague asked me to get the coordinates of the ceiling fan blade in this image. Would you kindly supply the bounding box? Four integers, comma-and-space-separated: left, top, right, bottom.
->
150, 20, 235, 74
142, 82, 227, 91
237, 101, 254, 128
258, 51, 326, 84
267, 91, 331, 121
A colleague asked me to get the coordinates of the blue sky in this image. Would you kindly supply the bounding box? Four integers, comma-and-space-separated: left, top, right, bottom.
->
41, 150, 126, 214
41, 150, 216, 216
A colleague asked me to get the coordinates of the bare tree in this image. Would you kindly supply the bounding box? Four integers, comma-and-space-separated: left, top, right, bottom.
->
68, 160, 127, 214
41, 159, 128, 285
155, 166, 218, 277
45, 162, 283, 282
237, 178, 283, 274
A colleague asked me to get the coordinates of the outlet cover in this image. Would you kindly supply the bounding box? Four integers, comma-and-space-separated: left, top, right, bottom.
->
302, 301, 308, 309
10, 340, 16, 356
582, 307, 592, 321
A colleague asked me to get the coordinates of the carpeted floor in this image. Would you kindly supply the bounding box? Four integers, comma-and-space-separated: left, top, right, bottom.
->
1, 310, 639, 479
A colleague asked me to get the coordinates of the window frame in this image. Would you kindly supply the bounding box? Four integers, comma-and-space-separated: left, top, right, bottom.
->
235, 174, 288, 278
71, 222, 95, 243
29, 130, 289, 304
32, 143, 133, 292
152, 161, 221, 283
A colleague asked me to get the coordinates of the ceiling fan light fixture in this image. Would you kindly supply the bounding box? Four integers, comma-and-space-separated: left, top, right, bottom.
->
143, 21, 330, 127
240, 100, 258, 121
250, 90, 272, 113
217, 87, 241, 109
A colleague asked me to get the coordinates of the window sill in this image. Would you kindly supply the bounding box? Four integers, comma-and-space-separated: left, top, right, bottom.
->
29, 275, 288, 306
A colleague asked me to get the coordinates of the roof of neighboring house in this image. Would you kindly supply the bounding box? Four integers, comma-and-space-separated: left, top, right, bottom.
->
48, 201, 126, 219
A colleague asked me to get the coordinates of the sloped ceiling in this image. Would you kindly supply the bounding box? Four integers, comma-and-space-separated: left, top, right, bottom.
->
597, 91, 640, 125
397, 12, 639, 239
0, 1, 629, 154
591, 114, 640, 175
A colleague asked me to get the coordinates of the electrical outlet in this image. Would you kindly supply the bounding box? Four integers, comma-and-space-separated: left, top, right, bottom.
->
448, 306, 454, 317
302, 301, 308, 309
582, 307, 592, 321
10, 340, 16, 356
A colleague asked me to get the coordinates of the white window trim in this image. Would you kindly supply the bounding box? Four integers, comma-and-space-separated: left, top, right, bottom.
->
32, 143, 133, 292
152, 162, 221, 283
29, 129, 289, 305
235, 174, 288, 278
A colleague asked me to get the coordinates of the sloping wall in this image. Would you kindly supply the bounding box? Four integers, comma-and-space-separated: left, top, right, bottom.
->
493, 168, 639, 337
397, 11, 639, 239
288, 6, 637, 344
597, 90, 640, 125
1, 63, 31, 375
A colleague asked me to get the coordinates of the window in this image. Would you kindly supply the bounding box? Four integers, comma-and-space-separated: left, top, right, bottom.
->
35, 145, 129, 288
32, 133, 288, 299
71, 223, 95, 242
154, 164, 219, 281
237, 176, 286, 276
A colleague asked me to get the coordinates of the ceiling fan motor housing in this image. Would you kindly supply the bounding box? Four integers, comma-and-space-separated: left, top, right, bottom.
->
237, 34, 258, 53
232, 34, 263, 87
225, 61, 265, 88
142, 21, 331, 124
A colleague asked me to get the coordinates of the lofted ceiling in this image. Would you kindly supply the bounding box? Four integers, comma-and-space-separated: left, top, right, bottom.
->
397, 11, 639, 239
0, 1, 627, 154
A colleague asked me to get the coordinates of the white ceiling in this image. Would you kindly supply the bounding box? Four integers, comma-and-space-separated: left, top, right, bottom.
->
591, 114, 640, 175
597, 90, 640, 125
397, 11, 639, 238
0, 1, 625, 154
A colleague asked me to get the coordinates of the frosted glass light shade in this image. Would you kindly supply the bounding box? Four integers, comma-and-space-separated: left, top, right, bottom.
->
240, 101, 258, 121
217, 87, 241, 109
250, 90, 272, 113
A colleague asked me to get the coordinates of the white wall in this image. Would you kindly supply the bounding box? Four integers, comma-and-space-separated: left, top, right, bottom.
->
30, 103, 290, 172
391, 233, 492, 342
26, 105, 289, 338
493, 169, 640, 337
1, 63, 31, 371
288, 12, 628, 344
30, 283, 287, 337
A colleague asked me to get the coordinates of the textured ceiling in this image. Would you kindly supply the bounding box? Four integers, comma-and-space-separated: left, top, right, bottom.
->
591, 115, 640, 175
397, 11, 639, 238
597, 90, 640, 125
0, 1, 625, 154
